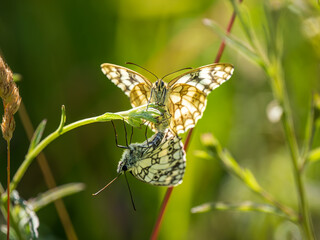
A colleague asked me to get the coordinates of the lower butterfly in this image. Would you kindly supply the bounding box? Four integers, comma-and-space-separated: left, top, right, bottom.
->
93, 121, 186, 199
118, 128, 186, 186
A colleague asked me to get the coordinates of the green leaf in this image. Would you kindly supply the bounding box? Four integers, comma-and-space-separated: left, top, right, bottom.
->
191, 201, 298, 222
203, 18, 264, 67
29, 183, 85, 212
10, 190, 40, 239
308, 147, 320, 163
243, 169, 262, 192
97, 104, 163, 128
314, 93, 320, 126
193, 150, 211, 160
28, 119, 47, 152
57, 105, 67, 133
200, 133, 262, 193
229, 0, 254, 42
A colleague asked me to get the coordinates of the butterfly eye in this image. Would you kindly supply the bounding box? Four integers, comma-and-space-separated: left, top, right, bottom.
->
122, 165, 128, 171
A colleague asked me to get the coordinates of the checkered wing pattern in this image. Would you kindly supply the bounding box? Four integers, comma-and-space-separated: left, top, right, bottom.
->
119, 130, 186, 186
167, 63, 234, 134
101, 63, 152, 101
129, 83, 151, 107
168, 84, 207, 134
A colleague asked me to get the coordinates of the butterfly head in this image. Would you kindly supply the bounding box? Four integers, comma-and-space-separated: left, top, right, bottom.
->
151, 79, 168, 106
117, 150, 130, 174
117, 145, 141, 174
117, 161, 128, 174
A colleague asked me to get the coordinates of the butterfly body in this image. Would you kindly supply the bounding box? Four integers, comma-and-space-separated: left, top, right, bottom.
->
101, 63, 234, 134
117, 129, 186, 186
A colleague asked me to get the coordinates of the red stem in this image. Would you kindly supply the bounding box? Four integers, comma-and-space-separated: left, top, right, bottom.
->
150, 187, 173, 240
150, 3, 242, 239
7, 141, 10, 240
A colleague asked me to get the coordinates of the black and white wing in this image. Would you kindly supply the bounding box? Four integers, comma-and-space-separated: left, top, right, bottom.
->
119, 130, 186, 186
101, 63, 152, 106
167, 63, 234, 134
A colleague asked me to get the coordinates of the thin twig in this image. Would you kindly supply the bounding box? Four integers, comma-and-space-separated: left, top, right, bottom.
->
279, 81, 315, 239
150, 2, 241, 239
7, 141, 10, 240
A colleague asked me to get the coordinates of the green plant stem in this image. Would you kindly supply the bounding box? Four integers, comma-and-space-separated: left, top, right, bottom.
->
191, 201, 297, 221
269, 68, 315, 240
3, 103, 161, 198
9, 113, 122, 193
201, 134, 298, 221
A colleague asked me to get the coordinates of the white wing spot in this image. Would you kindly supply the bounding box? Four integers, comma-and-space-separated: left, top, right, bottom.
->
209, 82, 219, 90
173, 151, 181, 159
170, 94, 181, 104
184, 118, 194, 127
118, 83, 127, 91
200, 78, 211, 85
177, 75, 190, 84
215, 71, 227, 78
181, 107, 188, 116
122, 79, 132, 88
198, 71, 210, 79
195, 83, 205, 92
119, 69, 130, 78
109, 72, 118, 78
175, 109, 181, 119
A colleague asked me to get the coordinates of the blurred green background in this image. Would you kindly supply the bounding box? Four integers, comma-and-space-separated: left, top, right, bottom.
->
1, 0, 320, 239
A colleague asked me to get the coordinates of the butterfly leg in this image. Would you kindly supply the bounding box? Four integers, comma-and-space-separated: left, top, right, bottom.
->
111, 120, 129, 149
130, 126, 134, 144
145, 123, 149, 146
122, 119, 129, 148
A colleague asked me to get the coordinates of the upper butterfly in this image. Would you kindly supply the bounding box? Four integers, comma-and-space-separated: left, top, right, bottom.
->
101, 63, 234, 134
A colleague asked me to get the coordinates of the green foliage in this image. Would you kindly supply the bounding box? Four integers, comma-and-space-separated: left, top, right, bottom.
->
195, 133, 298, 222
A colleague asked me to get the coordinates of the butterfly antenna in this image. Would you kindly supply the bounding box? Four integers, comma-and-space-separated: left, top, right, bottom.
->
111, 120, 129, 149
122, 119, 129, 148
124, 171, 136, 211
92, 173, 121, 196
161, 67, 193, 81
126, 62, 158, 81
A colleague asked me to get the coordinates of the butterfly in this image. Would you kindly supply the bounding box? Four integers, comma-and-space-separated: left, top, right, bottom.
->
117, 128, 186, 186
101, 62, 234, 134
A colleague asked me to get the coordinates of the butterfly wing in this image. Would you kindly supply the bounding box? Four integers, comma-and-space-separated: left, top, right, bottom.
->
129, 83, 151, 107
168, 63, 234, 133
168, 84, 207, 134
131, 130, 186, 186
101, 63, 152, 106
168, 63, 234, 92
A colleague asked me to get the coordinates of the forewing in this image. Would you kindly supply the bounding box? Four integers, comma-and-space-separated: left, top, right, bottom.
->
131, 130, 186, 186
101, 63, 152, 97
168, 84, 207, 134
168, 63, 234, 95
